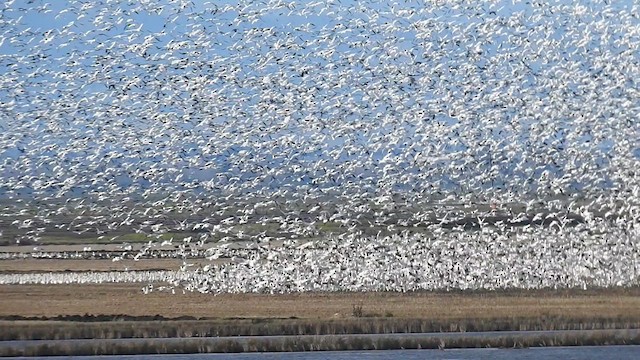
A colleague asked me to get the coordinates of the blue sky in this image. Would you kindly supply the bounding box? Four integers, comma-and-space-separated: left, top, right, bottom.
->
0, 0, 638, 201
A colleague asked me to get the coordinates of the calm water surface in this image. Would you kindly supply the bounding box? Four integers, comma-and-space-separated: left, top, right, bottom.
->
14, 346, 640, 359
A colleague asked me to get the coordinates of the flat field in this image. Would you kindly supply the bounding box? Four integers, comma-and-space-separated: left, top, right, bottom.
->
2, 282, 640, 320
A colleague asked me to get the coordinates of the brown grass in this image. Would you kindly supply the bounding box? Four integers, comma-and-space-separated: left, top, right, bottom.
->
2, 284, 640, 320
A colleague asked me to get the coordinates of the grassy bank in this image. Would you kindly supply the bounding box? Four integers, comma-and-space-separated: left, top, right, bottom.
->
3, 316, 640, 341
2, 330, 640, 356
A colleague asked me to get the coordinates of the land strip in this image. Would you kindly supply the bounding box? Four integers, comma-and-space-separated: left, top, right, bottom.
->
3, 283, 640, 353
2, 284, 640, 320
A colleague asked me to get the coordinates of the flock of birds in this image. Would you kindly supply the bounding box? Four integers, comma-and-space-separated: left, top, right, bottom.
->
0, 0, 639, 293
2, 224, 638, 292
0, 269, 190, 287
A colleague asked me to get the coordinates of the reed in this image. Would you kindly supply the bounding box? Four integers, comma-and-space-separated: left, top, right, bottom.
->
2, 330, 640, 356
3, 315, 640, 341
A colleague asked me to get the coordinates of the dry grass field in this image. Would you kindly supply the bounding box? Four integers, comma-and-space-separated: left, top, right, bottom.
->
2, 282, 640, 320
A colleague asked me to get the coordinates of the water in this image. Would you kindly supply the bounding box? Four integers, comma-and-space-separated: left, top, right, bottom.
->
9, 346, 640, 359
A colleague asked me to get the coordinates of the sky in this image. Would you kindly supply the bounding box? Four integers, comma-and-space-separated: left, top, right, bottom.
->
0, 0, 638, 203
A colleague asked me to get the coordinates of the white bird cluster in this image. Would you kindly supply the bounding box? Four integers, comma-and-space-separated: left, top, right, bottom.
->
0, 270, 194, 286
2, 222, 637, 294
0, 0, 639, 292
0, 248, 199, 260
173, 223, 640, 293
